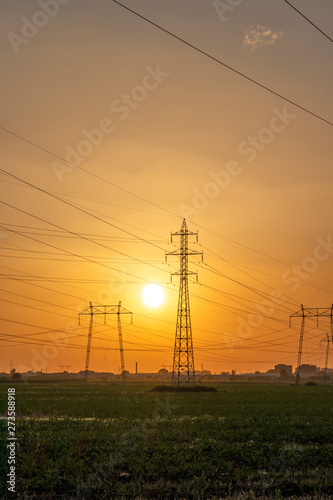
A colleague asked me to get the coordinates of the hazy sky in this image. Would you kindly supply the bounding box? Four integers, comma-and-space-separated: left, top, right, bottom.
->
1, 0, 333, 374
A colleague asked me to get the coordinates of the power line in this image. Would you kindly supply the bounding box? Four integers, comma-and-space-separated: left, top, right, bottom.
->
0, 178, 164, 253
0, 199, 171, 279
0, 288, 75, 313
0, 234, 312, 350
284, 0, 333, 43
1, 204, 329, 356
0, 266, 300, 356
0, 223, 168, 292
197, 261, 296, 311
2, 140, 331, 289
0, 297, 73, 320
112, 0, 332, 127
0, 336, 170, 352
6, 178, 300, 322
0, 209, 240, 326
1, 163, 331, 365
199, 246, 302, 305
0, 125, 177, 218
198, 233, 333, 286
0, 223, 165, 243
0, 217, 308, 330
1, 298, 325, 365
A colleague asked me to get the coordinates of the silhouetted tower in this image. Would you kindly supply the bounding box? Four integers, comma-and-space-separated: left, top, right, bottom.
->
59, 365, 71, 372
117, 301, 126, 384
79, 302, 94, 383
166, 219, 203, 386
78, 302, 132, 383
290, 305, 333, 385
324, 334, 330, 384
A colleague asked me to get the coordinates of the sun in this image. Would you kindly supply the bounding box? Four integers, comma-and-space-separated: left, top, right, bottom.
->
142, 284, 165, 308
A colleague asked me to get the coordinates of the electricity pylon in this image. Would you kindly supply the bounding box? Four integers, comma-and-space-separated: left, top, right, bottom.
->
117, 301, 126, 384
323, 334, 330, 384
289, 305, 333, 385
79, 302, 94, 383
166, 218, 203, 386
59, 365, 71, 372
78, 301, 132, 383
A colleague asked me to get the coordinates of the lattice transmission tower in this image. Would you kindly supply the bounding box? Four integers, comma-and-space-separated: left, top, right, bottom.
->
78, 301, 132, 383
166, 219, 203, 386
289, 305, 333, 385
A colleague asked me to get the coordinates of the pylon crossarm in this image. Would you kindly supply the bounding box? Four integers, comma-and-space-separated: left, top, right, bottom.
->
291, 307, 333, 318
166, 249, 202, 258
172, 270, 197, 277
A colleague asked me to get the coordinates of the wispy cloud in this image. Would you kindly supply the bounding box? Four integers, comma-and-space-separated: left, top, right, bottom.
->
243, 25, 283, 49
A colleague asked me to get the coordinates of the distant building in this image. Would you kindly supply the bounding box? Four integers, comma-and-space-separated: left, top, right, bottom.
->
274, 364, 293, 376
299, 364, 317, 375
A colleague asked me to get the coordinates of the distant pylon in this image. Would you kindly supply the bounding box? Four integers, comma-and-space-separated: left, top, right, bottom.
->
166, 219, 203, 386
289, 305, 333, 385
78, 302, 132, 383
79, 302, 94, 383
117, 301, 126, 384
59, 365, 71, 372
324, 334, 330, 384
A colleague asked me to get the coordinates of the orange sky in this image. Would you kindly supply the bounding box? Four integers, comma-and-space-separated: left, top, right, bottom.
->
1, 0, 333, 374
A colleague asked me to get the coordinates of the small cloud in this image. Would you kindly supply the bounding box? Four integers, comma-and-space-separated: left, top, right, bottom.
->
243, 25, 283, 49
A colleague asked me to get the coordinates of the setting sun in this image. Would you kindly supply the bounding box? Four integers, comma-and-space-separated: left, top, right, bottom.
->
142, 284, 165, 308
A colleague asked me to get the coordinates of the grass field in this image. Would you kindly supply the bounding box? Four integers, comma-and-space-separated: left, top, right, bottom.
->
1, 380, 333, 499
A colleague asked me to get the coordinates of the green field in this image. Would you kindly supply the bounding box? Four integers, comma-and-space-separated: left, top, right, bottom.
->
1, 381, 333, 499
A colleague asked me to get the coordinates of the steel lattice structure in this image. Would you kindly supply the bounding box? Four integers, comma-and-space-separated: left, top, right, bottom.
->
166, 219, 203, 386
78, 301, 132, 383
289, 305, 333, 385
